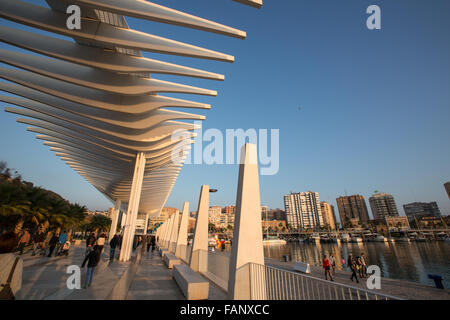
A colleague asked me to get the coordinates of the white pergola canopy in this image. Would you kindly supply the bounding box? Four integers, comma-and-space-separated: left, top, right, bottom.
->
0, 0, 261, 217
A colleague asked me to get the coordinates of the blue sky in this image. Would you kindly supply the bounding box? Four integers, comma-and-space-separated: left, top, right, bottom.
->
1, 0, 449, 221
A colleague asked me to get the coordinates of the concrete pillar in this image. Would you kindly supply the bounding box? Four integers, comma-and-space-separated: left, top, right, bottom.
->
109, 199, 121, 242
163, 214, 174, 249
143, 213, 149, 235
119, 152, 146, 262
168, 210, 180, 253
189, 185, 209, 273
228, 143, 265, 300
175, 202, 189, 258
120, 211, 127, 229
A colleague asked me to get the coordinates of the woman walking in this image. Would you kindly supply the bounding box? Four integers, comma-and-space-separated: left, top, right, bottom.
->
322, 255, 334, 281
82, 245, 101, 288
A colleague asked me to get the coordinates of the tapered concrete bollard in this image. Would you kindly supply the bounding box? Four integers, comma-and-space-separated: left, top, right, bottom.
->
175, 202, 190, 259
109, 200, 121, 242
169, 210, 180, 253
228, 143, 266, 300
189, 185, 209, 272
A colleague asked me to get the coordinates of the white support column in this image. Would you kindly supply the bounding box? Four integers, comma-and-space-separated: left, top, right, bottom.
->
119, 152, 146, 262
175, 202, 189, 258
161, 215, 171, 249
164, 214, 175, 249
168, 210, 180, 253
120, 211, 127, 229
143, 213, 149, 235
109, 199, 121, 242
228, 143, 265, 300
189, 185, 209, 272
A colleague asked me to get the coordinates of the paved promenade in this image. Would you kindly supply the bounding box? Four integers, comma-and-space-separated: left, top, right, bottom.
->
16, 243, 226, 300
15, 243, 448, 300
265, 257, 450, 300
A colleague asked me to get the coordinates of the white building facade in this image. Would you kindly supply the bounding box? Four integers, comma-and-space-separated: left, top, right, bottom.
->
284, 192, 324, 230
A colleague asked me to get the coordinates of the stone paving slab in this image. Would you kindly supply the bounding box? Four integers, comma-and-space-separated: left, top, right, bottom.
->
17, 244, 134, 300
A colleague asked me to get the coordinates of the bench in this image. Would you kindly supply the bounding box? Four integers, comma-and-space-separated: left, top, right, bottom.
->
293, 261, 311, 274
164, 253, 181, 269
172, 264, 209, 300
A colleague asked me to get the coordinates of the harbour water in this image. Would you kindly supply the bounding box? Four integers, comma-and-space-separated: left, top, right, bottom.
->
263, 241, 450, 288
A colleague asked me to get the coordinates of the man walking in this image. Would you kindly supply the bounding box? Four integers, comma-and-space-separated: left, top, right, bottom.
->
348, 253, 359, 283
32, 230, 46, 256
109, 234, 119, 261
56, 231, 67, 256
47, 232, 59, 257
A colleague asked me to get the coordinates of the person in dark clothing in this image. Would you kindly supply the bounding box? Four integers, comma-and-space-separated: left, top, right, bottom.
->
82, 245, 101, 288
118, 234, 123, 249
47, 233, 59, 257
109, 234, 119, 261
85, 233, 96, 258
146, 235, 152, 253
32, 231, 46, 256
150, 236, 156, 253
348, 254, 359, 283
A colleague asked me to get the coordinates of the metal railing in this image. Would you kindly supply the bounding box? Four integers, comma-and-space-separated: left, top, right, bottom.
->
249, 263, 402, 300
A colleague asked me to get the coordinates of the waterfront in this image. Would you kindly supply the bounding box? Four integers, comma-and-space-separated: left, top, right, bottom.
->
263, 241, 450, 288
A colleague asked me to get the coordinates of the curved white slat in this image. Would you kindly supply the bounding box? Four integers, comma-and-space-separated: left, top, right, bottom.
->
1, 0, 262, 217
0, 0, 235, 62
68, 0, 246, 39
0, 26, 224, 80
0, 69, 211, 113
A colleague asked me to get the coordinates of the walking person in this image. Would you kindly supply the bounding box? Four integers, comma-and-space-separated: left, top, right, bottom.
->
118, 234, 123, 249
150, 236, 156, 254
329, 253, 336, 274
56, 231, 67, 256
17, 229, 31, 255
61, 241, 70, 256
356, 256, 364, 278
146, 235, 152, 253
85, 233, 96, 258
348, 254, 359, 283
31, 230, 46, 256
82, 245, 101, 288
360, 253, 367, 278
96, 233, 106, 253
47, 232, 59, 257
323, 255, 334, 281
109, 234, 119, 261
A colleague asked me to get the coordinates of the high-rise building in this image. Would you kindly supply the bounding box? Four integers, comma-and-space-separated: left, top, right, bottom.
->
369, 193, 399, 220
223, 205, 236, 215
261, 205, 269, 216
444, 182, 450, 199
208, 206, 223, 225
284, 192, 324, 230
403, 202, 441, 222
336, 195, 370, 226
320, 201, 337, 230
